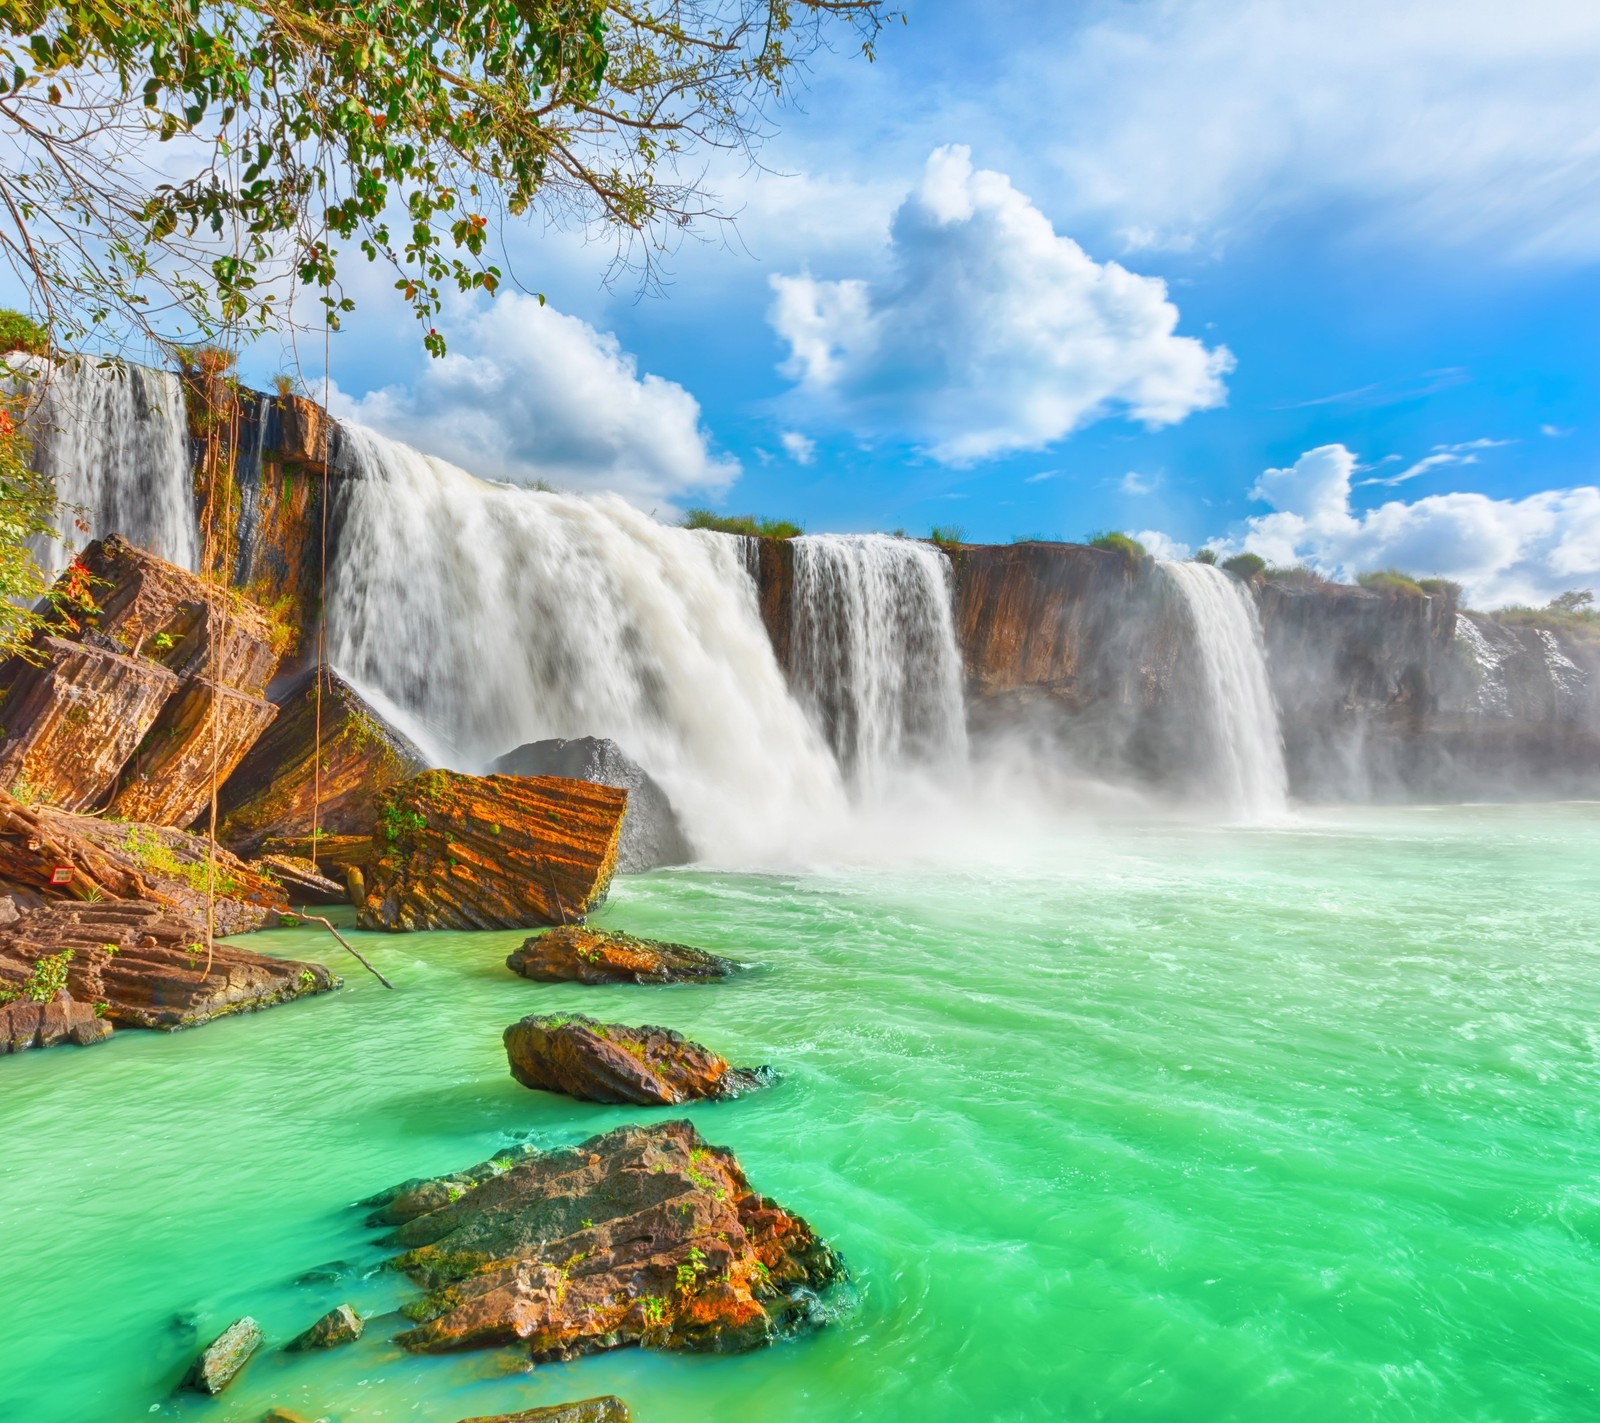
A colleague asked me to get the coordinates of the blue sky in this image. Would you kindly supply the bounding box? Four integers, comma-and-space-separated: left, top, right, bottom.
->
260, 0, 1600, 608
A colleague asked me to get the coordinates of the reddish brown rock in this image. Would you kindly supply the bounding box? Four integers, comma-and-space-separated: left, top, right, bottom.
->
0, 899, 337, 1030
503, 1013, 768, 1105
217, 667, 429, 857
249, 853, 345, 905
284, 1303, 363, 1351
358, 771, 625, 932
506, 925, 739, 985
0, 788, 289, 932
0, 637, 179, 810
369, 1120, 844, 1362
455, 1400, 632, 1423
0, 989, 113, 1053
109, 677, 277, 828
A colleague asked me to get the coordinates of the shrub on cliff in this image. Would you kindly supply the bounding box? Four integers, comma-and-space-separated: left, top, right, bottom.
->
1357, 569, 1426, 597
0, 309, 47, 357
682, 509, 803, 539
1263, 564, 1328, 588
1088, 531, 1147, 560
0, 390, 63, 658
929, 525, 965, 547
1221, 553, 1266, 580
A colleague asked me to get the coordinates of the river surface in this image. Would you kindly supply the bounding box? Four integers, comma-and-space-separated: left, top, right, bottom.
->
5, 804, 1600, 1422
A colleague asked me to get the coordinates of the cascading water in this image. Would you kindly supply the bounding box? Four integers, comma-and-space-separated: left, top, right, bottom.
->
1160, 560, 1288, 818
325, 424, 848, 862
786, 535, 968, 793
19, 356, 197, 575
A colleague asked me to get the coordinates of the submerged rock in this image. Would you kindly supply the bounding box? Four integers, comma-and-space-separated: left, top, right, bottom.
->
374, 1120, 844, 1361
491, 737, 693, 873
503, 1012, 768, 1106
0, 991, 112, 1054
185, 1316, 262, 1394
506, 925, 740, 986
456, 1400, 632, 1423
358, 770, 625, 932
284, 1302, 362, 1351
0, 900, 337, 1030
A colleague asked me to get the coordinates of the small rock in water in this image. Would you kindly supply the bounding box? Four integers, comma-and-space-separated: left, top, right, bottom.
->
454, 1398, 633, 1423
377, 1119, 844, 1363
291, 1260, 352, 1287
506, 925, 741, 985
284, 1302, 362, 1351
184, 1316, 262, 1394
503, 1012, 769, 1105
261, 1409, 323, 1423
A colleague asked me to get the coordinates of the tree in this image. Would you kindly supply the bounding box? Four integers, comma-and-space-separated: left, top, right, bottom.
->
1220, 552, 1265, 580
1549, 589, 1595, 614
0, 1, 890, 354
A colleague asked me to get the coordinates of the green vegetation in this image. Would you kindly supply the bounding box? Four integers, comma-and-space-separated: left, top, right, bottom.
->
1221, 553, 1266, 580
1087, 531, 1147, 560
1492, 589, 1600, 642
639, 1295, 668, 1327
682, 509, 804, 539
1262, 564, 1328, 588
0, 2, 888, 353
270, 373, 300, 399
0, 308, 48, 356
929, 525, 965, 547
0, 373, 64, 660
1356, 568, 1425, 597
121, 825, 237, 896
1417, 577, 1463, 600
1193, 548, 1218, 565
0, 948, 74, 1007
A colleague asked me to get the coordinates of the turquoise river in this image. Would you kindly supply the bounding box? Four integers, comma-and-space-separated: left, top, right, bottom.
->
5, 803, 1600, 1422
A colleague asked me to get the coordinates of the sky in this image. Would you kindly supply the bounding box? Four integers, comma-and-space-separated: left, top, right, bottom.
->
251, 0, 1600, 609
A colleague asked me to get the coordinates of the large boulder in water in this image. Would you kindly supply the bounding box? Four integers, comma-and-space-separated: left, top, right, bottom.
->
490, 738, 693, 873
184, 1316, 262, 1394
503, 1012, 768, 1105
506, 925, 740, 985
367, 1120, 844, 1361
358, 770, 625, 931
218, 667, 430, 857
456, 1401, 632, 1423
0, 990, 113, 1053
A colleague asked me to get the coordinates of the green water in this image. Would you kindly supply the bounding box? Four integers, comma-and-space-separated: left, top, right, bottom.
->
5, 804, 1600, 1422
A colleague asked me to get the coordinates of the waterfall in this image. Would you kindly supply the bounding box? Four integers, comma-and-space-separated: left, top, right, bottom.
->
1160, 561, 1288, 817
19, 356, 197, 575
325, 425, 848, 862
787, 535, 968, 792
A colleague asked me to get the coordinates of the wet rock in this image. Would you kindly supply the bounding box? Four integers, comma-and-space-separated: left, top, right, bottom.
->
376, 1120, 844, 1362
358, 771, 625, 932
0, 899, 337, 1031
251, 853, 346, 906
455, 1399, 632, 1423
503, 1013, 768, 1106
506, 925, 740, 986
218, 667, 429, 857
491, 737, 693, 873
184, 1316, 262, 1394
261, 1409, 321, 1423
285, 1302, 362, 1351
0, 990, 113, 1053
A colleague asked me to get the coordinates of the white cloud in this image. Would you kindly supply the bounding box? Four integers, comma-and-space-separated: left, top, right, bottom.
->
1356, 437, 1512, 488
768, 146, 1233, 464
1227, 443, 1600, 606
330, 292, 738, 506
1120, 469, 1159, 495
1025, 469, 1060, 484
778, 430, 817, 465
1044, 0, 1600, 258
1543, 423, 1575, 438
1136, 528, 1192, 561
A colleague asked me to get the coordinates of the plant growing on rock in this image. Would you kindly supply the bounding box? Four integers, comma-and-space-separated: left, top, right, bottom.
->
1087, 531, 1147, 561
683, 509, 803, 539
0, 947, 75, 1006
1221, 552, 1266, 581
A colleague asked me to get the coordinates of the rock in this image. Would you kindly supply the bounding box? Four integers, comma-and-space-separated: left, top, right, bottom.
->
108, 677, 278, 828
0, 895, 20, 926
455, 1399, 632, 1423
0, 990, 113, 1053
375, 1120, 845, 1361
503, 1013, 768, 1106
0, 637, 179, 810
491, 737, 693, 873
507, 925, 740, 986
185, 1316, 262, 1394
217, 667, 430, 857
251, 854, 346, 906
344, 865, 365, 907
260, 1409, 320, 1423
0, 899, 337, 1030
284, 1302, 362, 1351
0, 787, 289, 931
358, 771, 625, 932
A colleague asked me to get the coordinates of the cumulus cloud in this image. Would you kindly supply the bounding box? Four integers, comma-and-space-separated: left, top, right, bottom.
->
779, 430, 817, 465
331, 292, 738, 506
1135, 528, 1192, 561
767, 146, 1233, 464
1226, 444, 1600, 606
1047, 0, 1600, 258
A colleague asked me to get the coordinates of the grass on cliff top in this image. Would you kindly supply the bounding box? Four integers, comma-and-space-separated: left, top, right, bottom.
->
682, 509, 803, 539
1490, 602, 1600, 643
1087, 531, 1148, 560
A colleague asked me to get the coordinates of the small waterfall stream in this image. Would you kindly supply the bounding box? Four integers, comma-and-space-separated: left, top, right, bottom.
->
1161, 560, 1288, 817
325, 425, 850, 861
19, 356, 197, 575
787, 535, 968, 793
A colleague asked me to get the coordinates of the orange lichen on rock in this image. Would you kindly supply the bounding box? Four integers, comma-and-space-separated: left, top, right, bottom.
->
364, 1120, 845, 1362
358, 770, 625, 932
